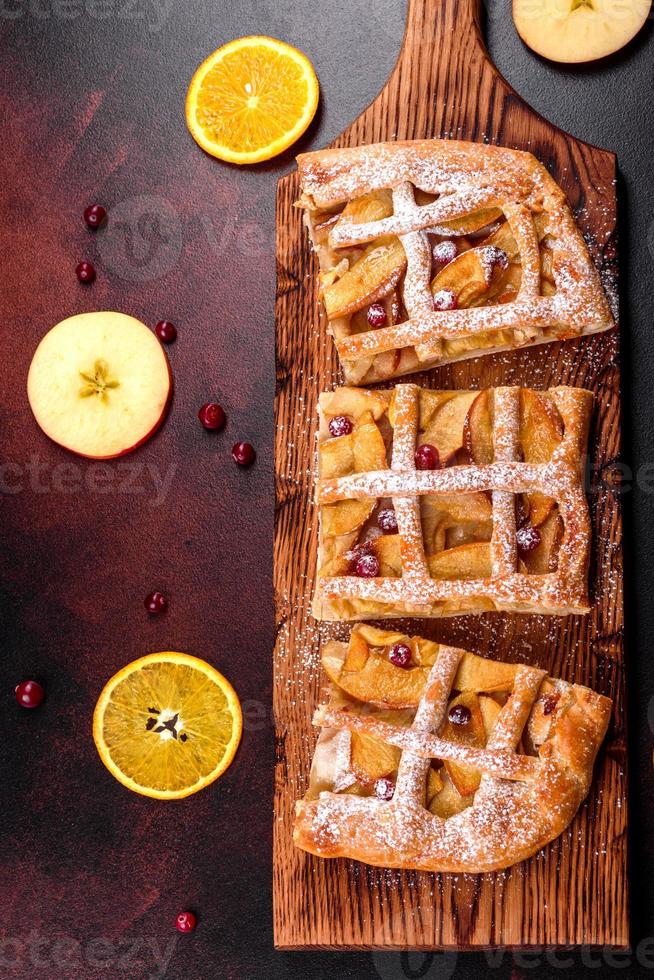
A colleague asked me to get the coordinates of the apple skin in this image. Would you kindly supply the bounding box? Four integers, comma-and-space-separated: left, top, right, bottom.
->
27, 311, 173, 459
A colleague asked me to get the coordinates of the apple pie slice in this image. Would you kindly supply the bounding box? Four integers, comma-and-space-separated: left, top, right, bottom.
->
294, 626, 612, 873
314, 383, 592, 620
297, 140, 614, 384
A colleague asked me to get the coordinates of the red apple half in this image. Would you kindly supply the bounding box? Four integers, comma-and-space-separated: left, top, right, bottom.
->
27, 311, 172, 459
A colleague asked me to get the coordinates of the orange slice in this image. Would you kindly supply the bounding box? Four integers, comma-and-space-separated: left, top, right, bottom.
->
93, 652, 242, 799
185, 36, 319, 164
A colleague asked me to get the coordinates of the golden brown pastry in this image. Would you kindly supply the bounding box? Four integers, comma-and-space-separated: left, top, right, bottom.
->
297, 139, 614, 384
314, 383, 593, 620
295, 626, 612, 873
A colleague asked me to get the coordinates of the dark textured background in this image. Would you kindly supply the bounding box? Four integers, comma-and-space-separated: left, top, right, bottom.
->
0, 1, 652, 978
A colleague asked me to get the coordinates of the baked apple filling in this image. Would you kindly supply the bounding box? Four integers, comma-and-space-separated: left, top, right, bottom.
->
314, 383, 592, 620
298, 140, 614, 384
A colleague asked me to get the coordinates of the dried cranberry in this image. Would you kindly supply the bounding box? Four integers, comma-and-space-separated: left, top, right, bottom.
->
483, 244, 509, 272
354, 553, 380, 578
232, 442, 256, 466
328, 415, 353, 438
367, 303, 387, 328
83, 204, 106, 228
145, 591, 167, 614
389, 643, 412, 669
15, 680, 45, 709
432, 240, 457, 266
433, 288, 457, 311
448, 704, 472, 726
415, 444, 440, 470
542, 694, 559, 716
377, 508, 398, 533
176, 911, 197, 933
374, 777, 395, 800
198, 403, 226, 431
516, 525, 541, 554
76, 260, 96, 283
155, 320, 177, 343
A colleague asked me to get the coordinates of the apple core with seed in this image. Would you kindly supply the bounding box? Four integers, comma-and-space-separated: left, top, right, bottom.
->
27, 311, 172, 459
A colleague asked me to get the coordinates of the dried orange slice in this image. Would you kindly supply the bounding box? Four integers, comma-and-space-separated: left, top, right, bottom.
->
185, 36, 319, 164
93, 652, 242, 799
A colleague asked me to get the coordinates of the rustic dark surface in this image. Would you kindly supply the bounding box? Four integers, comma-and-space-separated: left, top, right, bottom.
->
0, 0, 652, 978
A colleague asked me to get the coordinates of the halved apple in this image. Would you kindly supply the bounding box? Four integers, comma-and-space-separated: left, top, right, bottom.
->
513, 0, 651, 64
27, 312, 171, 459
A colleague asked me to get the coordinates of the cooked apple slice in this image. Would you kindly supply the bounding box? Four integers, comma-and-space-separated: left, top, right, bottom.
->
322, 499, 374, 537
353, 412, 387, 470
338, 188, 394, 226
429, 769, 473, 818
323, 238, 407, 319
478, 221, 519, 261
321, 387, 387, 421
321, 433, 355, 478
519, 389, 564, 526
375, 534, 403, 576
354, 625, 409, 649
438, 207, 503, 236
442, 692, 486, 796
350, 726, 402, 785
426, 764, 444, 807
323, 651, 430, 709
454, 652, 517, 693
27, 312, 171, 459
463, 390, 494, 464
522, 509, 564, 574
479, 695, 502, 737
513, 0, 651, 64
428, 542, 492, 580
420, 392, 478, 462
431, 246, 511, 308
343, 630, 370, 672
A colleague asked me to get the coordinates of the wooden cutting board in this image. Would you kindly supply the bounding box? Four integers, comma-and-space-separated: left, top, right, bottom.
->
273, 0, 627, 949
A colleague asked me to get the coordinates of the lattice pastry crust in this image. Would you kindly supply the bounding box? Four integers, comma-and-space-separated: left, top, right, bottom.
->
313, 383, 592, 620
294, 626, 611, 873
297, 140, 614, 384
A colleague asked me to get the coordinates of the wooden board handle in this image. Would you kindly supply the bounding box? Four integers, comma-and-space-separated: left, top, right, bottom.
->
400, 0, 487, 79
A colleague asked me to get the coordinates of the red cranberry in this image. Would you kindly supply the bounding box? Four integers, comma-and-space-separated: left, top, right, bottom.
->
483, 245, 509, 272
377, 508, 398, 533
76, 260, 96, 283
542, 694, 559, 716
15, 680, 45, 709
232, 442, 256, 466
366, 303, 387, 328
415, 444, 440, 470
328, 415, 353, 438
145, 591, 167, 614
155, 320, 177, 343
83, 204, 106, 228
198, 403, 226, 431
448, 704, 472, 726
432, 240, 457, 266
374, 777, 395, 801
433, 288, 457, 311
516, 525, 541, 554
388, 643, 412, 669
176, 911, 197, 933
354, 552, 380, 578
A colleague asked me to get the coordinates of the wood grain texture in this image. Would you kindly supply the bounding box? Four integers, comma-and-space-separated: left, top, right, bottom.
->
273, 0, 627, 950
